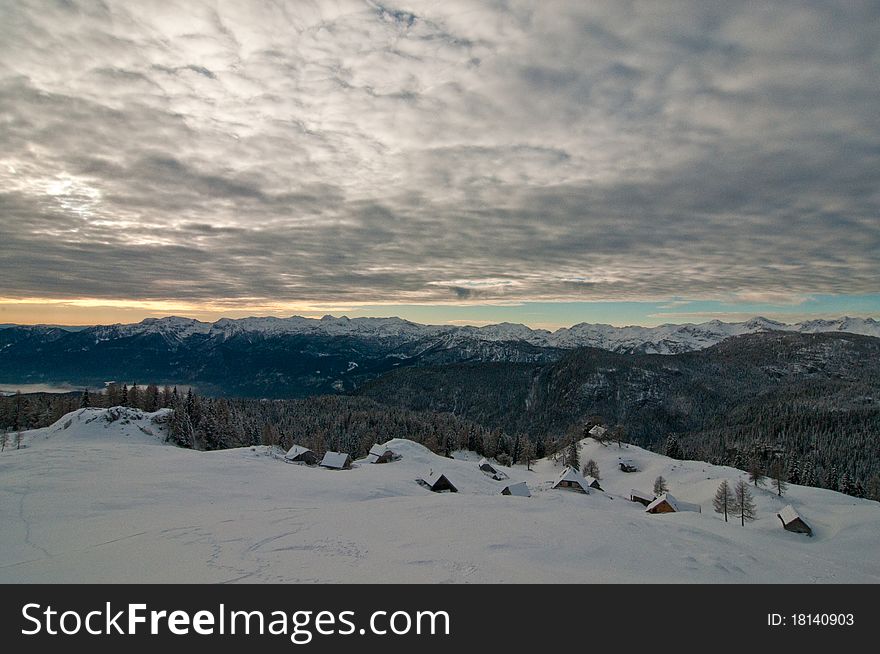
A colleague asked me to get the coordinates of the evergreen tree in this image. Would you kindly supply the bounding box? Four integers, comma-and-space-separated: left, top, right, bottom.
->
653, 475, 668, 496
79, 389, 91, 409
129, 384, 140, 410
732, 479, 757, 526
854, 481, 866, 499
0, 429, 7, 452
713, 480, 734, 522
787, 459, 801, 484
522, 437, 536, 471
770, 459, 787, 496
839, 472, 854, 496
825, 466, 839, 492
145, 384, 160, 412
748, 460, 766, 487
583, 459, 600, 480
801, 460, 815, 487
567, 437, 580, 471
121, 384, 129, 407
161, 385, 173, 409
869, 476, 880, 502
105, 383, 121, 407
664, 434, 682, 459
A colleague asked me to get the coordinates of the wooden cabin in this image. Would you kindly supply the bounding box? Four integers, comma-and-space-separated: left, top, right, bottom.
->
284, 444, 318, 465
479, 457, 508, 480
552, 467, 594, 494
629, 489, 654, 506
777, 505, 813, 536
645, 493, 701, 514
417, 472, 458, 493
501, 481, 531, 497
320, 451, 352, 470
367, 444, 400, 464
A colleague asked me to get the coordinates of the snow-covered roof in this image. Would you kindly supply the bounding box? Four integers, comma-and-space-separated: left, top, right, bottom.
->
646, 493, 680, 512
589, 425, 607, 437
777, 505, 802, 525
285, 444, 312, 460
502, 481, 531, 497
584, 475, 601, 488
630, 489, 654, 501
478, 457, 498, 470
320, 451, 351, 469
553, 467, 592, 491
420, 471, 456, 489
369, 444, 392, 457
646, 493, 700, 513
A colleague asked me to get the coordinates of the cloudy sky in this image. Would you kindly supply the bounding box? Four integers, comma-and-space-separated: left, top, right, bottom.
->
1, 0, 878, 328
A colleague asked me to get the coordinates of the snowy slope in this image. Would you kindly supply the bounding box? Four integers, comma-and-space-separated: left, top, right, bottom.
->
74, 314, 880, 355
2, 407, 878, 583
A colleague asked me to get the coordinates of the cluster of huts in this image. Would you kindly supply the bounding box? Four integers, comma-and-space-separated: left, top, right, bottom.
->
283, 443, 400, 470
281, 441, 813, 536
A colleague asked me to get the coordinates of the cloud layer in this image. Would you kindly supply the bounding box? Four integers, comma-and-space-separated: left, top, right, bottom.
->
1, 0, 878, 308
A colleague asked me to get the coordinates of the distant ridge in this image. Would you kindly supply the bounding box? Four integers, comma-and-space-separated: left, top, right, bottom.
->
3, 314, 878, 355
1, 314, 878, 397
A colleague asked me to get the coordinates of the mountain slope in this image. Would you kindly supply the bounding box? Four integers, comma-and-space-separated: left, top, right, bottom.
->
358, 332, 880, 485
0, 314, 877, 396
2, 407, 878, 583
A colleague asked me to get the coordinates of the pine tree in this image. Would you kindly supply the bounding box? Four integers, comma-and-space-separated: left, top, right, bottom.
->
748, 460, 766, 487
801, 460, 815, 487
146, 384, 160, 412
732, 479, 757, 526
787, 459, 801, 484
522, 438, 536, 471
713, 480, 734, 522
121, 384, 129, 407
653, 475, 668, 497
79, 388, 90, 408
854, 481, 866, 499
839, 472, 853, 496
0, 429, 7, 452
567, 438, 580, 471
129, 384, 140, 410
583, 459, 600, 480
869, 475, 880, 502
770, 459, 787, 496
826, 466, 839, 491
664, 434, 682, 459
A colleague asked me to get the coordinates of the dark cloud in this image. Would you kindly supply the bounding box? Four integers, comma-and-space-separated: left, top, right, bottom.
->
0, 0, 877, 307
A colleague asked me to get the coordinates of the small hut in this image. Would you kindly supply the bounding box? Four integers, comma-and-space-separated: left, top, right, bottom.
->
629, 489, 654, 506
478, 458, 508, 480
284, 445, 318, 465
584, 475, 603, 491
588, 425, 607, 439
645, 493, 701, 514
320, 451, 352, 470
501, 481, 531, 497
367, 444, 400, 464
777, 505, 812, 536
552, 467, 594, 494
417, 472, 458, 493
618, 458, 639, 473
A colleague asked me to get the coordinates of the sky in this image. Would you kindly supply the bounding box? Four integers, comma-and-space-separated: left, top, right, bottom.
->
0, 0, 878, 329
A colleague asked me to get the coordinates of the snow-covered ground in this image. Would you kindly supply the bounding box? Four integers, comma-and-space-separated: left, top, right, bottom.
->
1, 407, 878, 583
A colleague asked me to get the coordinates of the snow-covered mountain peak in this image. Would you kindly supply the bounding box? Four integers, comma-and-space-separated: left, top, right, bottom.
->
54, 313, 880, 355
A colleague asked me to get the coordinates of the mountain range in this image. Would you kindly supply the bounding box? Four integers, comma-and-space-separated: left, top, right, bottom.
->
1, 314, 878, 396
